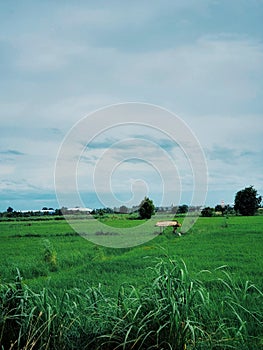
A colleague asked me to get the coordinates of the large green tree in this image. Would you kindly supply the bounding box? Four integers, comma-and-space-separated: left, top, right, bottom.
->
138, 197, 155, 219
234, 186, 262, 216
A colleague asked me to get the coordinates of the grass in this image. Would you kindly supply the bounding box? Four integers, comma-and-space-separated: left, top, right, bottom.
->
0, 215, 262, 292
0, 258, 262, 349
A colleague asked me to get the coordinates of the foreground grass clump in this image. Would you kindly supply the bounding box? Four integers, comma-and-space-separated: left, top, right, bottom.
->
0, 260, 262, 350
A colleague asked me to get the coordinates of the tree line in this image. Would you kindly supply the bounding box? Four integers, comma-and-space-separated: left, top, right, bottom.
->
1, 186, 262, 220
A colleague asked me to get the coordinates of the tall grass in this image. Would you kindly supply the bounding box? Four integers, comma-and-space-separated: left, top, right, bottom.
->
0, 259, 262, 349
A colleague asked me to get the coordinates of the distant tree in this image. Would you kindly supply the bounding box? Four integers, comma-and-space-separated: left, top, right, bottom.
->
215, 204, 234, 215
171, 205, 178, 214
55, 208, 63, 216
201, 207, 214, 217
42, 207, 48, 210
177, 204, 189, 214
7, 206, 14, 213
215, 204, 226, 216
119, 205, 128, 214
93, 207, 113, 216
101, 207, 113, 214
215, 204, 222, 212
234, 186, 262, 216
96, 209, 104, 216
139, 197, 155, 219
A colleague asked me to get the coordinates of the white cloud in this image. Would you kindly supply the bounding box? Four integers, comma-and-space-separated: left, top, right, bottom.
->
112, 36, 263, 111
0, 164, 15, 176
2, 26, 262, 126
13, 35, 85, 71
186, 114, 263, 150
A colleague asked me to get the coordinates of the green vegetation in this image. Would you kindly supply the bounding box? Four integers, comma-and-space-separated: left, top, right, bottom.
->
201, 207, 214, 217
0, 215, 262, 290
177, 204, 189, 214
138, 197, 155, 219
0, 214, 262, 348
0, 258, 262, 349
234, 186, 262, 216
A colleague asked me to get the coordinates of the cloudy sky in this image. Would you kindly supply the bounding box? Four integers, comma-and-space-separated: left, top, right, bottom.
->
0, 0, 263, 212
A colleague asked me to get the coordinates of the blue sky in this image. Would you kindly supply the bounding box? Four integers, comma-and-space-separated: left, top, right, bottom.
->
0, 0, 263, 211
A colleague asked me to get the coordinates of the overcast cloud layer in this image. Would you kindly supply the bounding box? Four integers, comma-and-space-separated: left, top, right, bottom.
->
0, 0, 263, 211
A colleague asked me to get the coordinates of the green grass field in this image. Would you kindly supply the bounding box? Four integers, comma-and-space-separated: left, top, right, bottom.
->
0, 214, 262, 349
0, 215, 262, 293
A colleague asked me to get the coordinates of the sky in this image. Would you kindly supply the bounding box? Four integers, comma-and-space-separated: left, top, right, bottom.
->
0, 0, 263, 212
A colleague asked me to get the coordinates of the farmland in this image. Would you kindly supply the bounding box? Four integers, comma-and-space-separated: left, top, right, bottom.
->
0, 214, 262, 292
0, 214, 262, 349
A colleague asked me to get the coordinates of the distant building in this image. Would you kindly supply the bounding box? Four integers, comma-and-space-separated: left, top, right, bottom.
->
19, 209, 55, 215
66, 207, 92, 213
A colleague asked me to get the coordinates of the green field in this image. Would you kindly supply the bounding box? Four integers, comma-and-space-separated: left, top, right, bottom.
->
1, 215, 262, 292
0, 214, 262, 349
